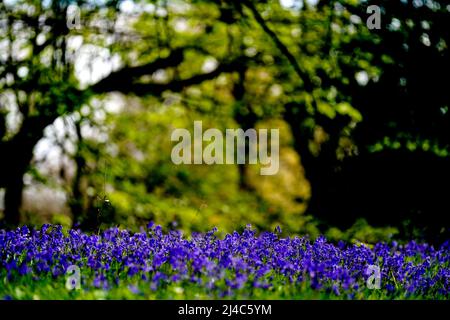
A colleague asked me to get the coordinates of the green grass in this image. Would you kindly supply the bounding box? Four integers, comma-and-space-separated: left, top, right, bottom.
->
0, 269, 440, 300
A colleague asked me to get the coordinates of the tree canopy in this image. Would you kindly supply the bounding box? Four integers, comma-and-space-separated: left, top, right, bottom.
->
0, 0, 448, 242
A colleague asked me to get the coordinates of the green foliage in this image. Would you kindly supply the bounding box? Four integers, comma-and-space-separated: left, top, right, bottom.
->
326, 219, 399, 244
1, 0, 448, 243
74, 98, 316, 235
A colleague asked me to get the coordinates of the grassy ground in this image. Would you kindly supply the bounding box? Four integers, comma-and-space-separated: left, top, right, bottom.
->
0, 271, 438, 300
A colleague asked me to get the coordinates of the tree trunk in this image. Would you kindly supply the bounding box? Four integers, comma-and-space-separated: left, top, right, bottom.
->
3, 170, 25, 226
69, 120, 85, 224
232, 65, 257, 191
283, 106, 347, 225
0, 116, 53, 226
0, 148, 29, 226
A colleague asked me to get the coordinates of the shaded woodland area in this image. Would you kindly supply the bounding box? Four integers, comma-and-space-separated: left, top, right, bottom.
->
0, 0, 449, 243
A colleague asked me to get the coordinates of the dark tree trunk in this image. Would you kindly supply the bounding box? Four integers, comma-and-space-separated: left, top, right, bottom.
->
0, 143, 30, 226
283, 105, 348, 225
232, 65, 257, 190
0, 116, 53, 226
3, 170, 25, 226
69, 120, 85, 224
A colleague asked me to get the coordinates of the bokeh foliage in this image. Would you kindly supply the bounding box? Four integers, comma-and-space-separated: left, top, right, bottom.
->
0, 0, 448, 243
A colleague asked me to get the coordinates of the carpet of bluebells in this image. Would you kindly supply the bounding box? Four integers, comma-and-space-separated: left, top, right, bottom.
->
0, 223, 449, 300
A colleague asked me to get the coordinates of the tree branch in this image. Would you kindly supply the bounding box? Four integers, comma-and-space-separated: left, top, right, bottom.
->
90, 48, 185, 94
91, 53, 245, 96
242, 0, 314, 92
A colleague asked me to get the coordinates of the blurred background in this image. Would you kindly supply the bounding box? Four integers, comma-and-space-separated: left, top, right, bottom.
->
0, 0, 449, 244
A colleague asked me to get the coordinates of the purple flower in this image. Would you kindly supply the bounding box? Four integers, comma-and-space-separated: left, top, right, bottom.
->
0, 223, 447, 298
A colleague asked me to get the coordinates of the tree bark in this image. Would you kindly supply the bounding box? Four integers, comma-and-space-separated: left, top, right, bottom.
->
3, 169, 25, 226
0, 143, 30, 226
0, 116, 53, 226
69, 120, 85, 224
283, 105, 347, 224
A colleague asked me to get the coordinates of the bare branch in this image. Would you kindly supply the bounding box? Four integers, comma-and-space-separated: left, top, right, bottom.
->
90, 48, 185, 94
242, 0, 314, 92
95, 58, 244, 96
